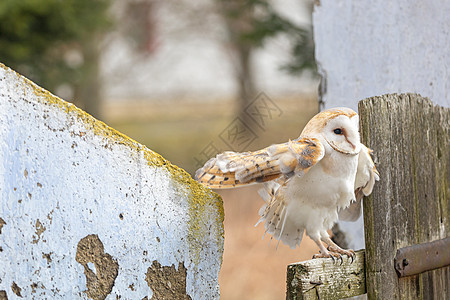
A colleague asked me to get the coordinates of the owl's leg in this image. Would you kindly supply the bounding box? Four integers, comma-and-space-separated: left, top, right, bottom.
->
321, 231, 356, 262
310, 234, 341, 262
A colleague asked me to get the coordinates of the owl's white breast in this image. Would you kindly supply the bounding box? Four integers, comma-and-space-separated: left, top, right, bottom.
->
282, 149, 359, 232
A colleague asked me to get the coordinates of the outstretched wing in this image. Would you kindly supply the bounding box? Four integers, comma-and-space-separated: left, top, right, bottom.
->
195, 138, 325, 189
338, 144, 380, 221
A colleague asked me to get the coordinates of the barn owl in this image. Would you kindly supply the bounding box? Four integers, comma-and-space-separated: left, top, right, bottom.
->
195, 107, 379, 261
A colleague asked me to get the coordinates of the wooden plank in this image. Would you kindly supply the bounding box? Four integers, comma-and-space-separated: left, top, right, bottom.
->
359, 94, 449, 300
286, 250, 366, 300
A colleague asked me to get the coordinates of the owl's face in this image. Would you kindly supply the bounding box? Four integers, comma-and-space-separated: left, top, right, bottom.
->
321, 114, 361, 155
301, 107, 361, 155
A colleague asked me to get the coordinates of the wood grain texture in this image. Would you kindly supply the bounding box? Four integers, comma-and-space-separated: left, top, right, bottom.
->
286, 250, 366, 300
359, 93, 449, 300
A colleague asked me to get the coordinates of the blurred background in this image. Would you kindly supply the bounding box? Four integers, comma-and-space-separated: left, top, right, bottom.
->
0, 0, 321, 298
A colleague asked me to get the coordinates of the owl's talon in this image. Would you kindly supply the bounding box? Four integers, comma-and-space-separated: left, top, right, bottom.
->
313, 251, 343, 264
330, 252, 342, 264
327, 245, 356, 263
313, 251, 333, 262
350, 250, 356, 263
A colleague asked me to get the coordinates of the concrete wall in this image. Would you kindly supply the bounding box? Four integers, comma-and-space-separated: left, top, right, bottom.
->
314, 0, 449, 111
0, 63, 224, 299
313, 0, 449, 251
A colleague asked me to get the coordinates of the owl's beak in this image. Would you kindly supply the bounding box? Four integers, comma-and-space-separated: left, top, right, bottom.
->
347, 139, 356, 150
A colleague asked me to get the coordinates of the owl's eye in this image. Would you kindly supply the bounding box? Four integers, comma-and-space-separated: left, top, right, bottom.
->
333, 128, 343, 135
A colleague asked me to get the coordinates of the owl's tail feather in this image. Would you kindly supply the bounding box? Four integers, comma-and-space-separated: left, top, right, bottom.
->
256, 182, 303, 249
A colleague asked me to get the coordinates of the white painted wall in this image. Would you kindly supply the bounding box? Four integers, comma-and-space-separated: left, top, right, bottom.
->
0, 63, 224, 299
314, 0, 449, 111
313, 0, 449, 250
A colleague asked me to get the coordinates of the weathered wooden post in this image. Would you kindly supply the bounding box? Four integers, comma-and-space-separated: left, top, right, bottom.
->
286, 250, 366, 299
287, 93, 449, 299
359, 93, 449, 299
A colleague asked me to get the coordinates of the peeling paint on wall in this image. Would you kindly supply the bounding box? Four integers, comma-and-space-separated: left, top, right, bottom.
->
0, 218, 5, 234
11, 282, 21, 298
145, 261, 191, 300
32, 219, 46, 244
0, 63, 224, 299
75, 234, 119, 300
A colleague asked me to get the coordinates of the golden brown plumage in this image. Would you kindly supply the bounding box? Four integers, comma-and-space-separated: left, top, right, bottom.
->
194, 138, 324, 189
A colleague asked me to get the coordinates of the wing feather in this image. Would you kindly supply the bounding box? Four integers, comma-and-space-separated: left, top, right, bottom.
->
256, 181, 303, 249
195, 138, 324, 189
338, 144, 380, 221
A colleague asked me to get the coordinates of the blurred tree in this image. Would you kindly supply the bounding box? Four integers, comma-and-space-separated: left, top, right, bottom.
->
218, 0, 316, 127
122, 0, 158, 55
0, 0, 112, 119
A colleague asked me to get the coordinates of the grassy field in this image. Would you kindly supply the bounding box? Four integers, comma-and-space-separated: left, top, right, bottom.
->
104, 95, 320, 299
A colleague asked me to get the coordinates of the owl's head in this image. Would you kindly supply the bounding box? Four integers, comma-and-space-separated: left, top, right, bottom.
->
301, 107, 361, 155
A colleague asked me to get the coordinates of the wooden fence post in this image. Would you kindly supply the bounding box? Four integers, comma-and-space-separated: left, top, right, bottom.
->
359, 93, 449, 299
286, 250, 366, 299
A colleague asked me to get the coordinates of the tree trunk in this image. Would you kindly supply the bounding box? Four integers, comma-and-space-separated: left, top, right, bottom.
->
236, 43, 256, 127
74, 38, 102, 120
220, 0, 257, 130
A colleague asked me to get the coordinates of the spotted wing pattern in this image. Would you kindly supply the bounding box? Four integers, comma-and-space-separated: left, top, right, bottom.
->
195, 138, 324, 189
